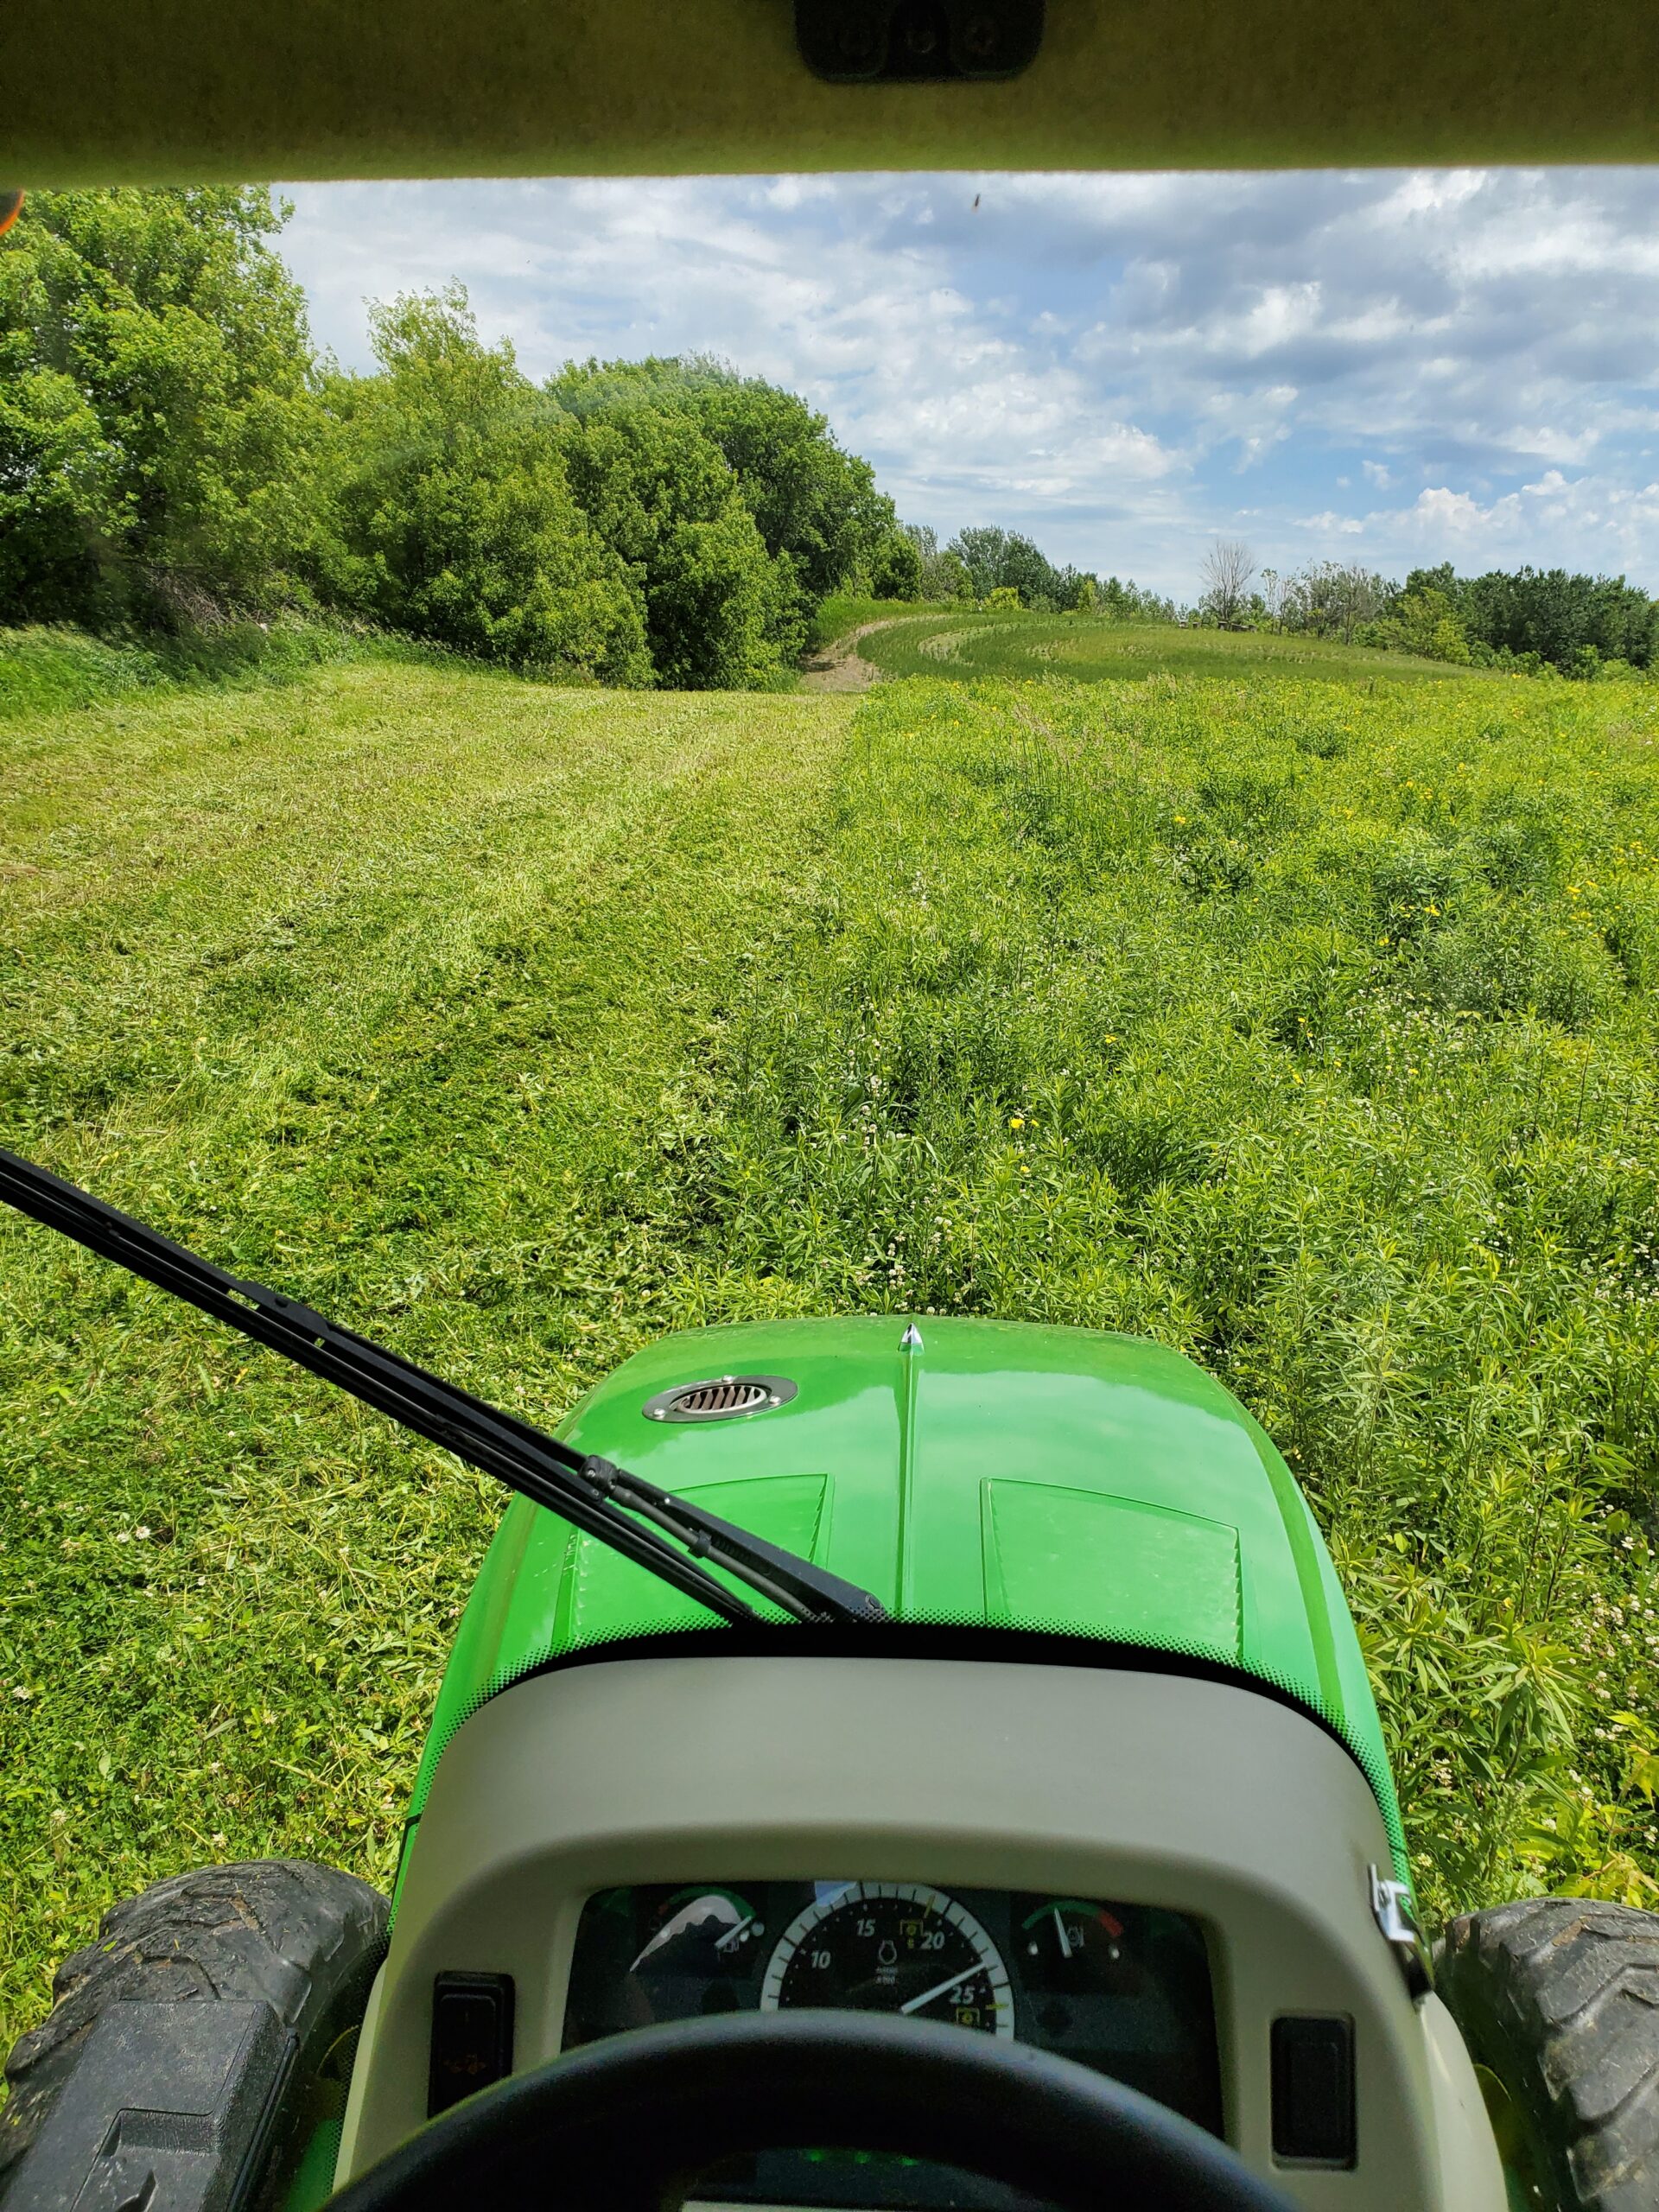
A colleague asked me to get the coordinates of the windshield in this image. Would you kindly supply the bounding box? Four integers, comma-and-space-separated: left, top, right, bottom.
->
3, 163, 1656, 2036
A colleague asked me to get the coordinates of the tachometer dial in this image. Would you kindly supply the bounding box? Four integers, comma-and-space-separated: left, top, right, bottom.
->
760, 1882, 1013, 2036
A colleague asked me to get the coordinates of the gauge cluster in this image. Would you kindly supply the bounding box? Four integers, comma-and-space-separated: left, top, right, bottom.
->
563, 1879, 1220, 2209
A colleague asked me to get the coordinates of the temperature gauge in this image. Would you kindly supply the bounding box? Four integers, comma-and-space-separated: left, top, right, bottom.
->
563, 1885, 767, 2045
631, 1887, 766, 1980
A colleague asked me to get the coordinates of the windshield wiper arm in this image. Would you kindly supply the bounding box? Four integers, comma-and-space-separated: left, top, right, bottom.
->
0, 1149, 887, 1628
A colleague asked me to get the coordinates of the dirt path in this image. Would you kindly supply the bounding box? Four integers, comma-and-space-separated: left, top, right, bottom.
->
798, 617, 912, 692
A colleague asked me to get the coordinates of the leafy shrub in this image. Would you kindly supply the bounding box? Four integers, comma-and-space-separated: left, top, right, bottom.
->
555, 398, 790, 689
1414, 904, 1623, 1028
321, 292, 651, 683
0, 188, 324, 629
1363, 827, 1468, 941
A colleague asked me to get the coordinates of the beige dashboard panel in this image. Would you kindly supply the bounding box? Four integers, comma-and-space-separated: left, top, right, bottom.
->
338, 1654, 1503, 2209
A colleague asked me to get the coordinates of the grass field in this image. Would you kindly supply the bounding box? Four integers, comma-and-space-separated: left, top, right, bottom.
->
4, 632, 1659, 2054
850, 606, 1499, 687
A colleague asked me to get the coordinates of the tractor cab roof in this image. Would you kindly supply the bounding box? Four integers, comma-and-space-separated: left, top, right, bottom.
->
19, 0, 1659, 183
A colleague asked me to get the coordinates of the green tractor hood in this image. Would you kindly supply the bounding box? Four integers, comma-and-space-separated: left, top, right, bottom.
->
411, 1317, 1408, 1880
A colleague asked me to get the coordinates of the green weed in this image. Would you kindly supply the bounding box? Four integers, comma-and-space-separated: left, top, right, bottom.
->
806, 595, 929, 652
0, 621, 459, 726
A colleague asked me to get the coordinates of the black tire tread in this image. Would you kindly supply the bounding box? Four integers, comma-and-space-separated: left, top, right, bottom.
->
1440, 1896, 1659, 2209
0, 1859, 387, 2192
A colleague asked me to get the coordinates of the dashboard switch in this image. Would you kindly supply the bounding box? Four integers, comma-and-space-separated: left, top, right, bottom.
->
1270, 2014, 1355, 2166
429, 1972, 515, 2117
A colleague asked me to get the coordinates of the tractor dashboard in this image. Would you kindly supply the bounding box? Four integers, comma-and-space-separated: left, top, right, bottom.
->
334, 1650, 1503, 2210
562, 1875, 1219, 2207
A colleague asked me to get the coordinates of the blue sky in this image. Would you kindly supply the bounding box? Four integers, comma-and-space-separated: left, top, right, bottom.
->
280, 169, 1659, 601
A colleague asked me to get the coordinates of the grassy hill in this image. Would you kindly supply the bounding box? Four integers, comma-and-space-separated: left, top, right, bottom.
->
830, 603, 1497, 687
3, 633, 1659, 2046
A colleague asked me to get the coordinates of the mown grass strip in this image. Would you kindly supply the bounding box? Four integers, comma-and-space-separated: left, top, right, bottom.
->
0, 656, 852, 2042
853, 609, 1501, 687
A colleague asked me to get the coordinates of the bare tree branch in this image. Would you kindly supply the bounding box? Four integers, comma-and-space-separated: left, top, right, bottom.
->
1200, 538, 1255, 628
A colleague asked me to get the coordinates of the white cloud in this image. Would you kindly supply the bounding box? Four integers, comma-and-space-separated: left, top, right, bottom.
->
1410, 487, 1489, 534
1294, 468, 1659, 580
1368, 170, 1490, 222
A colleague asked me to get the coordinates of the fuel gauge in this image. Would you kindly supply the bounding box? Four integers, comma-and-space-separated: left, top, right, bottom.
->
1020, 1897, 1147, 1998
1012, 1895, 1224, 2137
566, 1884, 770, 2043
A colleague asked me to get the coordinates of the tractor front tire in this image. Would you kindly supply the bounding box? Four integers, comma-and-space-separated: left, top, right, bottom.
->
0, 1859, 387, 2204
1439, 1896, 1659, 2211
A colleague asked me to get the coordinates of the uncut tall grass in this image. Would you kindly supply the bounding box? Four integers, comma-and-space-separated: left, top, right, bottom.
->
696, 673, 1659, 1920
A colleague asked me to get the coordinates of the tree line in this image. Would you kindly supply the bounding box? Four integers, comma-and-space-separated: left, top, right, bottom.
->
902, 524, 1173, 621
0, 191, 1174, 690
0, 188, 918, 690
1199, 543, 1659, 678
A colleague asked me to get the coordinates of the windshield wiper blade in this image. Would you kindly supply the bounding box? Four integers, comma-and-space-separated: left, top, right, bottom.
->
0, 1149, 887, 1628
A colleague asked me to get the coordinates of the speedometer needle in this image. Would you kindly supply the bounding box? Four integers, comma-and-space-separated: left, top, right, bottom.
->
899, 1967, 980, 2016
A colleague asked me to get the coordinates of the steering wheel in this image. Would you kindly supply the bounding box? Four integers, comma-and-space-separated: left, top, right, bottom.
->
330, 2010, 1298, 2210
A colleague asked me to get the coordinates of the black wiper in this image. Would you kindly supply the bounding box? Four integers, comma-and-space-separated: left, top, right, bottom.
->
0, 1149, 887, 1628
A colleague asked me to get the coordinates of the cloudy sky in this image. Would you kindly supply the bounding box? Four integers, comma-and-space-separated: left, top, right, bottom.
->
281, 168, 1659, 601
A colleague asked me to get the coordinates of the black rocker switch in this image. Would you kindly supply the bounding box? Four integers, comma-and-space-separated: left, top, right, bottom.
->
1270, 2014, 1356, 2166
429, 1972, 515, 2117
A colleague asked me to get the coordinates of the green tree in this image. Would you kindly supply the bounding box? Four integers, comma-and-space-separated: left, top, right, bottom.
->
324, 289, 650, 682
1412, 564, 1659, 671
950, 527, 1009, 601
683, 362, 896, 600
548, 356, 893, 618
905, 524, 972, 601
1097, 575, 1175, 621
949, 526, 1069, 607
554, 393, 791, 690
0, 187, 322, 626
869, 530, 922, 600
1382, 585, 1471, 663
